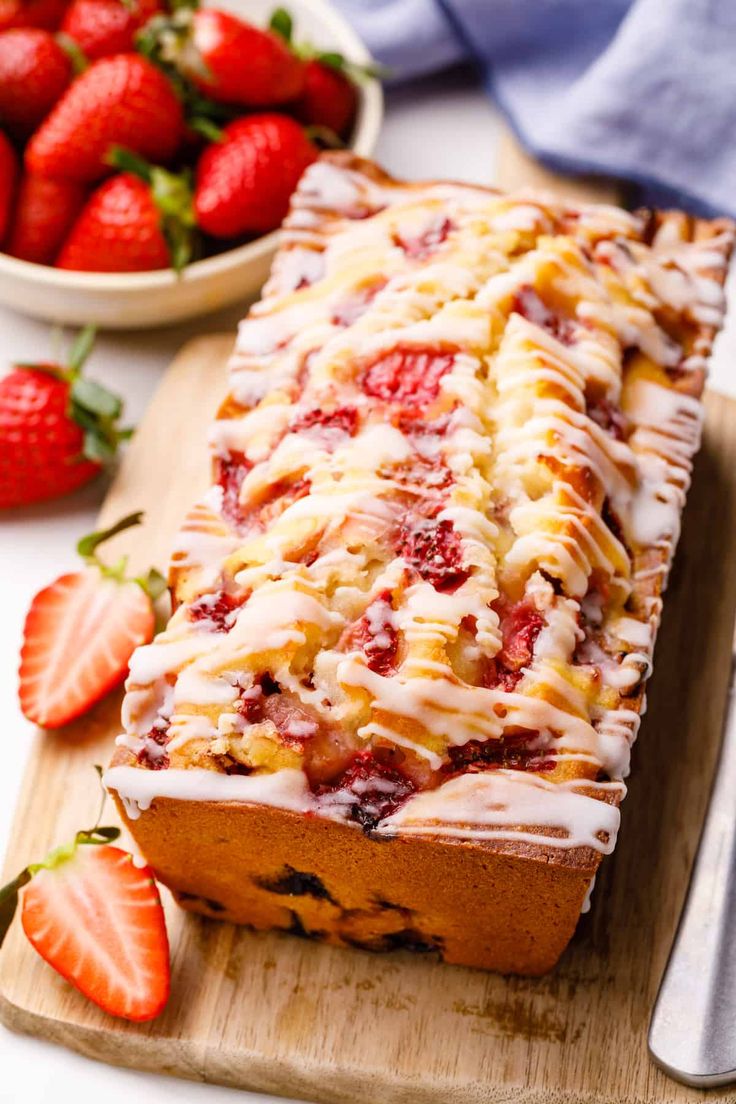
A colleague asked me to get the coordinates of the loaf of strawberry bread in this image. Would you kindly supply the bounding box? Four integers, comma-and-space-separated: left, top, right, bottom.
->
105, 154, 733, 974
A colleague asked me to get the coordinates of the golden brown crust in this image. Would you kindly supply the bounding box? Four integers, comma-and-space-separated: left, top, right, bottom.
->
111, 750, 594, 976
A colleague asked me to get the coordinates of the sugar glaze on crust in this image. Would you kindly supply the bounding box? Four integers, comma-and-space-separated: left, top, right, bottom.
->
106, 154, 733, 875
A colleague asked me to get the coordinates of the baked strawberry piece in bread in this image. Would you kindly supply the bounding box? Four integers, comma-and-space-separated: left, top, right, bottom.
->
106, 154, 734, 974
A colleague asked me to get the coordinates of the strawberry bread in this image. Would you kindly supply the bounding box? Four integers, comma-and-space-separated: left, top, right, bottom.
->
105, 154, 733, 975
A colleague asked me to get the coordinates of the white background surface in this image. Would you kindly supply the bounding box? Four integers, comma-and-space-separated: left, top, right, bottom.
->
1, 67, 735, 1104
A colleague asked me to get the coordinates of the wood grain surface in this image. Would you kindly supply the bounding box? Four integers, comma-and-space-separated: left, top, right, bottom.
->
2, 144, 736, 1103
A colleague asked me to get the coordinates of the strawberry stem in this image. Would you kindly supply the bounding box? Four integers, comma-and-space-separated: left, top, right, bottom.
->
67, 324, 96, 374
76, 513, 168, 601
305, 124, 345, 150
77, 510, 144, 560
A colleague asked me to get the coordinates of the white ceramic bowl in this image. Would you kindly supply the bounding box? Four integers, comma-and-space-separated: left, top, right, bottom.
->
0, 0, 383, 329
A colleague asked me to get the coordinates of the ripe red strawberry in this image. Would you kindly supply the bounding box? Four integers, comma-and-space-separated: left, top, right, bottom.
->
142, 7, 305, 107
0, 818, 169, 1022
295, 59, 357, 137
0, 28, 72, 138
26, 53, 183, 182
194, 113, 317, 238
5, 173, 85, 263
494, 597, 544, 671
62, 0, 160, 60
0, 128, 17, 243
399, 516, 468, 592
57, 148, 194, 272
23, 845, 169, 1020
0, 326, 129, 507
0, 0, 67, 31
361, 345, 456, 407
57, 174, 168, 271
18, 511, 164, 727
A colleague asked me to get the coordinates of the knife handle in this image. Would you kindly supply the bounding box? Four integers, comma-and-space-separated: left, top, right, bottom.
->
649, 658, 736, 1087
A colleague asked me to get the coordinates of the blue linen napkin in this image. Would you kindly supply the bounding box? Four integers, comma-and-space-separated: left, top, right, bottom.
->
336, 0, 736, 217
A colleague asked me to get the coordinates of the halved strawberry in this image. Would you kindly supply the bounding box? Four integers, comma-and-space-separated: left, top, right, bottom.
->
19, 511, 165, 728
22, 845, 169, 1020
361, 345, 456, 408
0, 816, 169, 1022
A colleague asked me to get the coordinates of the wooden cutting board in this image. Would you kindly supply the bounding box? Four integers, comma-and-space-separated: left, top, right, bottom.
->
3, 143, 736, 1104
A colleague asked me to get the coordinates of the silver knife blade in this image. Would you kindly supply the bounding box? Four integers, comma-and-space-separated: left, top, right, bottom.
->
649, 654, 736, 1087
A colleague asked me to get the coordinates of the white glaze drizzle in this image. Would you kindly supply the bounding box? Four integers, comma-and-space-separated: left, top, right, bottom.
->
113, 155, 733, 856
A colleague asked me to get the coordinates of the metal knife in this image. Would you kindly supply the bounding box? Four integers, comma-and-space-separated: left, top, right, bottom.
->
649, 655, 736, 1087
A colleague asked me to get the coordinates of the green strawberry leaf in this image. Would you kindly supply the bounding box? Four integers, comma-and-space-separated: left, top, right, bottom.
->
188, 115, 225, 143
310, 49, 387, 84
316, 50, 345, 71
150, 166, 197, 274
71, 376, 123, 421
65, 329, 132, 466
80, 427, 117, 464
269, 7, 293, 42
107, 145, 154, 182
136, 567, 168, 602
67, 325, 96, 374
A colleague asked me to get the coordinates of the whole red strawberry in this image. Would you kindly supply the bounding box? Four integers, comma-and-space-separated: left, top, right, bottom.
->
0, 28, 72, 139
142, 7, 305, 107
57, 148, 195, 272
195, 113, 317, 238
0, 0, 67, 30
0, 326, 129, 508
6, 173, 86, 263
62, 0, 160, 60
26, 53, 183, 182
295, 59, 357, 137
0, 128, 17, 243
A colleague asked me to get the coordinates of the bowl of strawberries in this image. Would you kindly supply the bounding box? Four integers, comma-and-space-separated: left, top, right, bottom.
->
0, 0, 383, 328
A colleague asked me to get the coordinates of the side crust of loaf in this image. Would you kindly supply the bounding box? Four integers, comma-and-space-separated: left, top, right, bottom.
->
111, 753, 596, 975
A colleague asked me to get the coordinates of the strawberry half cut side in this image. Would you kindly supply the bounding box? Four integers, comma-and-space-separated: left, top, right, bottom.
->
0, 808, 170, 1022
18, 511, 166, 728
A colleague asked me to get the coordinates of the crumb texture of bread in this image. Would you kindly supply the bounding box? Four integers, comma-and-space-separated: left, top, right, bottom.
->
106, 154, 734, 973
